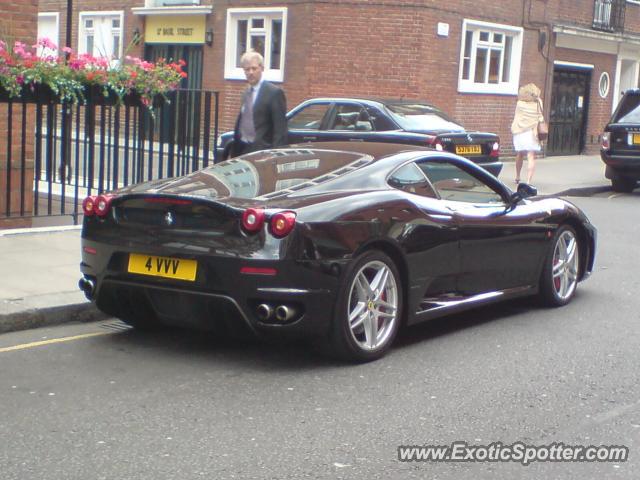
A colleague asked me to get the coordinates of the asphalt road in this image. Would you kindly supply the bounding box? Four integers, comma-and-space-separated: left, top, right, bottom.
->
1, 193, 639, 480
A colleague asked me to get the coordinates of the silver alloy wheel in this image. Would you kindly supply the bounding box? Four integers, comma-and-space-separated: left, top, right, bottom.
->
347, 260, 399, 351
552, 229, 579, 301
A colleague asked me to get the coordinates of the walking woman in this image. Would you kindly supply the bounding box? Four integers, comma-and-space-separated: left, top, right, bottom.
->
511, 83, 545, 184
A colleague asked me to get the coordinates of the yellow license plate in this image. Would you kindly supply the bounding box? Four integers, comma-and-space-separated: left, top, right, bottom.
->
456, 145, 482, 155
128, 253, 197, 281
632, 134, 640, 145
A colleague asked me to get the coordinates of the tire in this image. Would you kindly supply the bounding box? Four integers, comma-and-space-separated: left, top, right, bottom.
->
539, 225, 580, 307
222, 143, 233, 160
611, 176, 637, 193
324, 250, 403, 362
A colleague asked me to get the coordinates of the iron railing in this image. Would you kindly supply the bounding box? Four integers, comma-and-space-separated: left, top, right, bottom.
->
593, 0, 625, 33
0, 89, 220, 226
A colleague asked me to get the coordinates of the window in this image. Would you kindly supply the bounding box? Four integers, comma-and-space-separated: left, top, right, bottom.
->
385, 103, 463, 131
599, 72, 610, 98
225, 8, 287, 82
37, 13, 59, 57
276, 159, 320, 173
388, 163, 437, 199
458, 19, 523, 95
614, 92, 640, 123
328, 105, 374, 131
419, 160, 503, 203
288, 104, 330, 130
275, 178, 307, 190
79, 12, 124, 61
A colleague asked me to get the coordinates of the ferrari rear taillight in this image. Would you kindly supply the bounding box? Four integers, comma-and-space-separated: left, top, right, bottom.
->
601, 132, 610, 150
490, 141, 500, 157
242, 208, 266, 233
82, 196, 96, 216
95, 195, 113, 217
270, 211, 296, 238
83, 194, 113, 217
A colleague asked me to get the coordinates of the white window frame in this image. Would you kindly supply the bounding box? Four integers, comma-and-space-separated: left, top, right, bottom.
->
458, 19, 523, 95
224, 7, 287, 82
37, 12, 60, 56
78, 11, 124, 60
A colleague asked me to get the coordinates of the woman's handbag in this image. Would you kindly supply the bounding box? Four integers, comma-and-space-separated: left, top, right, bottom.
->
537, 121, 549, 141
537, 99, 548, 141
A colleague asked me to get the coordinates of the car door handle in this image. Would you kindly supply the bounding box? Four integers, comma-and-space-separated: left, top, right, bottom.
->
303, 136, 317, 141
349, 138, 364, 142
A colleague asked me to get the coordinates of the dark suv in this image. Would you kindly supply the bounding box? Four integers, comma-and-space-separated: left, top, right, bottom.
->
601, 89, 640, 192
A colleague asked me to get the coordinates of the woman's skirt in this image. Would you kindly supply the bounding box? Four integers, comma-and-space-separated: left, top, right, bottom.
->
512, 128, 541, 152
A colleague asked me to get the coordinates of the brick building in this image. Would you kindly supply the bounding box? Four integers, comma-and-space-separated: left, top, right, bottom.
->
0, 0, 38, 228
35, 0, 640, 156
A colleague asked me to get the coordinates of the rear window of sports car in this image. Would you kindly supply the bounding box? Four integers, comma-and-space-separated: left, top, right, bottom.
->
385, 104, 464, 132
200, 149, 374, 199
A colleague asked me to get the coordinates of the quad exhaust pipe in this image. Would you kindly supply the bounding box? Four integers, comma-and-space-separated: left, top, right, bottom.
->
78, 277, 96, 300
256, 303, 273, 322
275, 305, 297, 322
256, 303, 298, 323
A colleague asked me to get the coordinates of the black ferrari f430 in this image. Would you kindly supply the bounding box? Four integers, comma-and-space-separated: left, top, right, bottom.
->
79, 142, 596, 361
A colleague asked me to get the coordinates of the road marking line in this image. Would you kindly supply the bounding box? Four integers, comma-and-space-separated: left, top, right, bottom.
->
0, 332, 111, 353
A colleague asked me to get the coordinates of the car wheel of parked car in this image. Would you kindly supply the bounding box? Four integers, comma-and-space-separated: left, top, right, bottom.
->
611, 176, 637, 193
222, 142, 234, 161
326, 251, 403, 362
539, 225, 580, 307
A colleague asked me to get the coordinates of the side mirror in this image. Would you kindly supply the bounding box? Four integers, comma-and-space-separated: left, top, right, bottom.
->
509, 183, 538, 205
517, 183, 538, 198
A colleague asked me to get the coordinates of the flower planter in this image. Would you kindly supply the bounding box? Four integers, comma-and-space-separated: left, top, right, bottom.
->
0, 84, 60, 104
123, 91, 167, 108
0, 83, 169, 110
84, 85, 121, 106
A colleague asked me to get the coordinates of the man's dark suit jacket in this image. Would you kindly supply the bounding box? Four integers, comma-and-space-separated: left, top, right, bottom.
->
233, 81, 288, 156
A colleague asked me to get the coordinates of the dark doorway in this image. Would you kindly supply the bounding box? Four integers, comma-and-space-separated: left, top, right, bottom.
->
143, 45, 203, 145
144, 44, 202, 90
547, 68, 591, 155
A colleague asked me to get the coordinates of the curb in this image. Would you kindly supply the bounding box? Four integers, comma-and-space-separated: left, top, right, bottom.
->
0, 302, 109, 334
0, 225, 81, 237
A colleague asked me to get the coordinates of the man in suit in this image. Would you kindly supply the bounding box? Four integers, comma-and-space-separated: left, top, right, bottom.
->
233, 51, 288, 157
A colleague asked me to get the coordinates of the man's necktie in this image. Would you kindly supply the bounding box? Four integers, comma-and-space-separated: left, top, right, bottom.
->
240, 87, 256, 143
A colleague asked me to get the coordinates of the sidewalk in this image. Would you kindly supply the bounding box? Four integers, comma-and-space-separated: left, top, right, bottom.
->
501, 153, 609, 196
0, 154, 610, 334
0, 226, 107, 333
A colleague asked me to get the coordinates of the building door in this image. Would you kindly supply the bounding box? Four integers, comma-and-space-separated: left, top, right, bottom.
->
144, 45, 203, 144
547, 68, 591, 155
144, 44, 202, 91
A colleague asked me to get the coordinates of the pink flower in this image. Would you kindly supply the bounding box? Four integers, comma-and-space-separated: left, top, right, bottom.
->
62, 46, 73, 54
36, 37, 58, 51
13, 41, 29, 58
